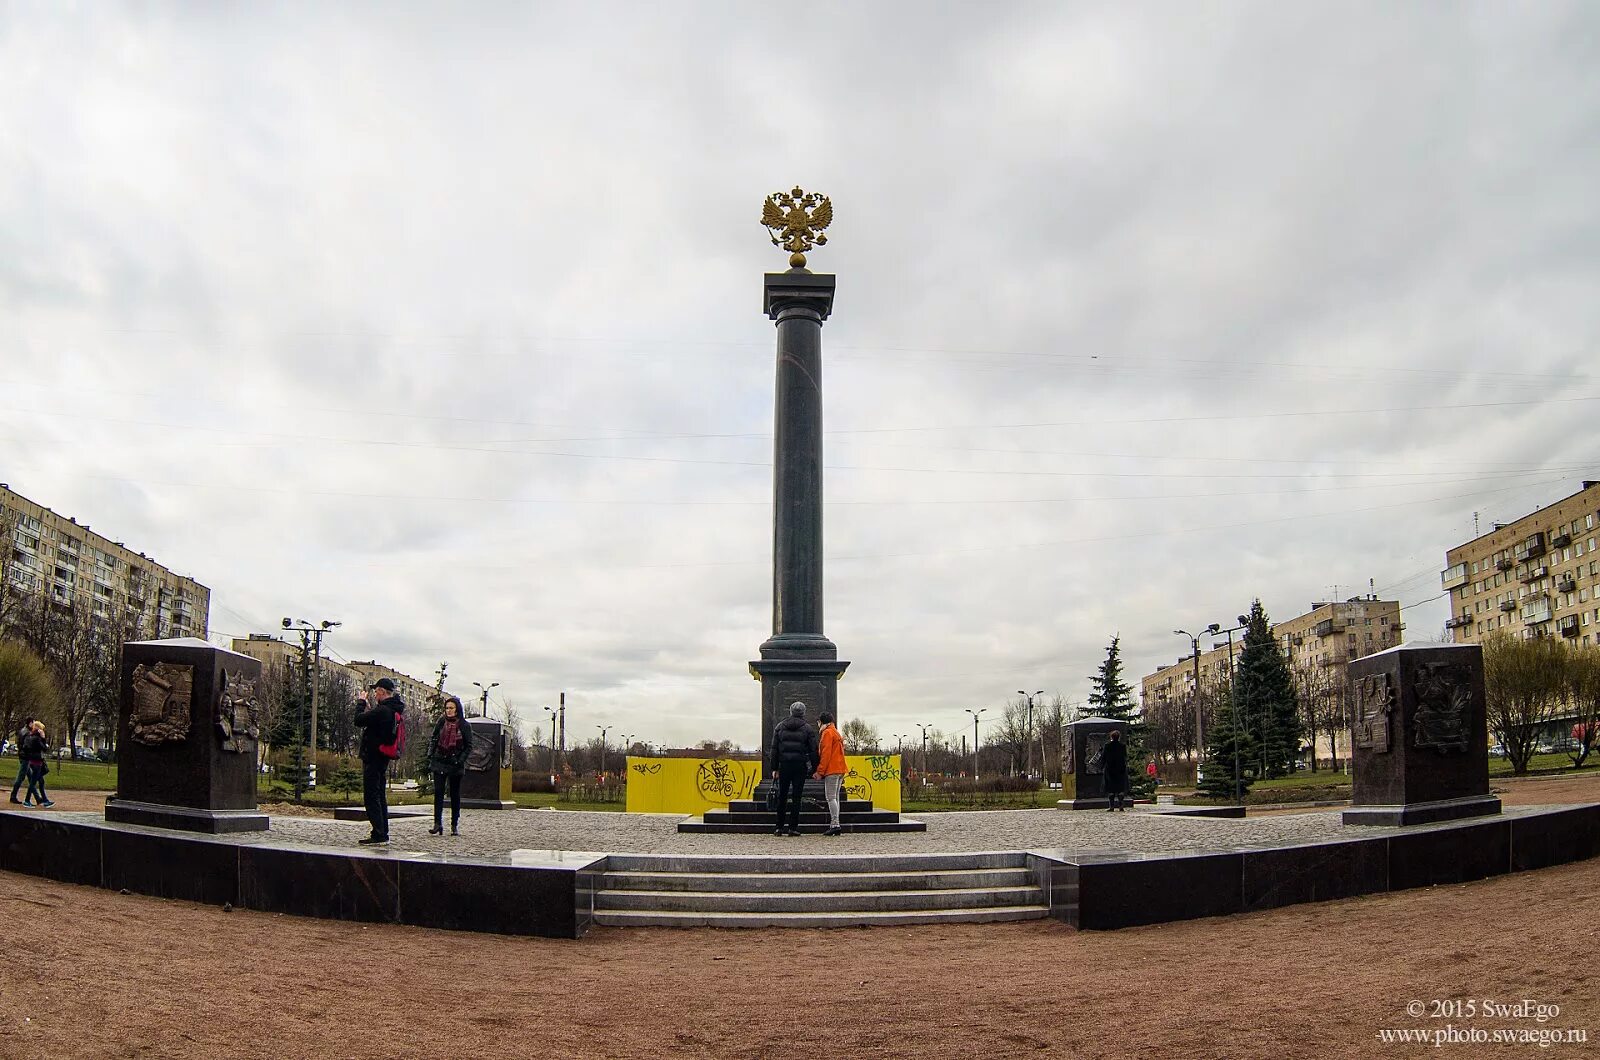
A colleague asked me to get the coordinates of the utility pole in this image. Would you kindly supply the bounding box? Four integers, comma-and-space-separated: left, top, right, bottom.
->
283, 618, 339, 791
543, 706, 558, 775
558, 691, 566, 774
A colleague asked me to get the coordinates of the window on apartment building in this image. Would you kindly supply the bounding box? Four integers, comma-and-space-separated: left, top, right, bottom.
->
1380, 616, 1388, 625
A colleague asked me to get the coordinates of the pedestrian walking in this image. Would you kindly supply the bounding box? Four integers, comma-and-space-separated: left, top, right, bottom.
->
768, 701, 818, 836
9, 716, 34, 804
21, 721, 52, 808
354, 678, 407, 845
1102, 729, 1128, 813
427, 696, 473, 836
813, 711, 846, 836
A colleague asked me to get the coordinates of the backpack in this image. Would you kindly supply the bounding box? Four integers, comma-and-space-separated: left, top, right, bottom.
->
377, 710, 406, 760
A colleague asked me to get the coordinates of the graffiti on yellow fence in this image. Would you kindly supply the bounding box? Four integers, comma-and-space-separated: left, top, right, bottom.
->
623, 755, 901, 813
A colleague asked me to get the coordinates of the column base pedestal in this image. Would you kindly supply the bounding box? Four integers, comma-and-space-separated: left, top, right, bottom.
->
1343, 794, 1502, 827
105, 797, 269, 834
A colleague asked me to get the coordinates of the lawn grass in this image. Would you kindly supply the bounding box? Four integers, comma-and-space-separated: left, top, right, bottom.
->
24, 758, 120, 792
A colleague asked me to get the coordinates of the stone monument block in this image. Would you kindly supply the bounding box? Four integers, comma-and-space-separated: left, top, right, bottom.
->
1057, 716, 1125, 811
459, 717, 515, 809
105, 637, 269, 833
1343, 642, 1501, 826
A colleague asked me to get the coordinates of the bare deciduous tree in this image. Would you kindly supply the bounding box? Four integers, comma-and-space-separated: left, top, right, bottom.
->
1483, 633, 1567, 775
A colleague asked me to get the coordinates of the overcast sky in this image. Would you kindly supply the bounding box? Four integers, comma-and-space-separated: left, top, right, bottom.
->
3, 2, 1597, 751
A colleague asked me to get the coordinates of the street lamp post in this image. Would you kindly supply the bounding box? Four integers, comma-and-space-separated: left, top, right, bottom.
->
915, 722, 933, 779
964, 708, 986, 779
543, 706, 558, 775
1213, 615, 1251, 799
1174, 625, 1220, 779
473, 681, 499, 719
1017, 689, 1044, 779
283, 618, 339, 791
618, 733, 636, 764
596, 724, 612, 777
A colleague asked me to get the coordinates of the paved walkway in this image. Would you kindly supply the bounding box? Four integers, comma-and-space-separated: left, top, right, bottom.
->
252, 805, 1387, 859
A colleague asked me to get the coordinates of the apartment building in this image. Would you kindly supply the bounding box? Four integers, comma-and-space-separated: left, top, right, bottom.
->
1140, 597, 1404, 709
231, 634, 360, 685
346, 660, 445, 712
231, 636, 446, 710
2, 483, 210, 638
1440, 480, 1600, 646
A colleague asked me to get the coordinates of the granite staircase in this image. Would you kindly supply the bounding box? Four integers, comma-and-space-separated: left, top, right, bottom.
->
590, 852, 1049, 928
679, 790, 927, 834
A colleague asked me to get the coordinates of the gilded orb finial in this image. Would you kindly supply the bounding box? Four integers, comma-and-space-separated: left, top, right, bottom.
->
761, 187, 832, 268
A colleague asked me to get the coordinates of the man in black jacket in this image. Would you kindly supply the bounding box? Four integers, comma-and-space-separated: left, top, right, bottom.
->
354, 679, 406, 844
9, 717, 34, 804
1102, 729, 1129, 813
769, 701, 819, 836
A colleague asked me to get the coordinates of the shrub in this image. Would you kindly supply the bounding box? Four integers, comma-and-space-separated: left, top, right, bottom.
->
512, 771, 558, 794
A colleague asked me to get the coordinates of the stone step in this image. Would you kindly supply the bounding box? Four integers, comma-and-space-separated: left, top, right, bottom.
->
596, 866, 1035, 893
700, 810, 904, 825
725, 799, 875, 814
594, 885, 1043, 914
677, 819, 927, 835
602, 851, 1028, 874
591, 905, 1050, 929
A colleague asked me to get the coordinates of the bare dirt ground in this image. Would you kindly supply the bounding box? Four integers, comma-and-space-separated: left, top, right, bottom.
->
2, 856, 1595, 1059
2, 772, 1597, 1059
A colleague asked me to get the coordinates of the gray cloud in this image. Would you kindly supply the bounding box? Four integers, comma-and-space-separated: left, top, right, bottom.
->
3, 1, 1597, 749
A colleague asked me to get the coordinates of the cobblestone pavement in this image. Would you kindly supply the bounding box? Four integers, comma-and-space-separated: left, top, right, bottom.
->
248, 805, 1404, 859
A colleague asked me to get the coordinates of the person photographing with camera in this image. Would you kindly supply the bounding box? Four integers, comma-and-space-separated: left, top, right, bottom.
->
354, 678, 407, 845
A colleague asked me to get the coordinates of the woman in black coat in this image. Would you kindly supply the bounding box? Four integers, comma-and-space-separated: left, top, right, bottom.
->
1101, 729, 1129, 813
21, 722, 52, 808
427, 697, 473, 835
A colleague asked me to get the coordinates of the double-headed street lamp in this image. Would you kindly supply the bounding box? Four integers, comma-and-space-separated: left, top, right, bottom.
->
1174, 625, 1220, 770
1018, 689, 1044, 779
472, 680, 499, 719
964, 707, 986, 779
915, 722, 933, 778
618, 733, 636, 763
282, 617, 339, 792
1213, 614, 1252, 800
596, 724, 612, 776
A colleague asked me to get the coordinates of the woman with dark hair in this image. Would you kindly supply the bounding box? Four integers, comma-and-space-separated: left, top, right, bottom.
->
427, 697, 473, 835
21, 721, 52, 808
814, 711, 846, 836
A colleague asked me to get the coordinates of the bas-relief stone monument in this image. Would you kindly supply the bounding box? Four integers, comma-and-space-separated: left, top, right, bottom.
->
105, 637, 270, 833
1343, 642, 1501, 826
1058, 717, 1125, 810
750, 187, 849, 771
459, 716, 516, 810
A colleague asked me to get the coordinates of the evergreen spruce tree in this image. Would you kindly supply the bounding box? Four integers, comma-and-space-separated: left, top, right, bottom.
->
1233, 598, 1303, 778
1197, 683, 1257, 801
1087, 636, 1155, 798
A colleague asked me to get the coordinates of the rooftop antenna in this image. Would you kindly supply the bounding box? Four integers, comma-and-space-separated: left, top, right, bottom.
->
1473, 511, 1480, 536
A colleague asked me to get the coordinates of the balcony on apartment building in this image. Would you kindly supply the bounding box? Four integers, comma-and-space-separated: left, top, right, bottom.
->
1440, 562, 1469, 591
1444, 615, 1473, 630
1521, 564, 1549, 584
1557, 576, 1577, 594
1553, 531, 1573, 549
1499, 598, 1517, 612
1496, 556, 1514, 571
1312, 618, 1344, 637
1521, 596, 1554, 625
1558, 616, 1580, 637
1515, 532, 1547, 563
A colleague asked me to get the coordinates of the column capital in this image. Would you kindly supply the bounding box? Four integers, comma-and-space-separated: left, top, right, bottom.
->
763, 269, 835, 321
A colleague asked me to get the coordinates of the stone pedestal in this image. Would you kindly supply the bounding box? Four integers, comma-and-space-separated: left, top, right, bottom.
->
460, 717, 515, 809
105, 638, 269, 833
1057, 717, 1126, 811
1343, 643, 1501, 826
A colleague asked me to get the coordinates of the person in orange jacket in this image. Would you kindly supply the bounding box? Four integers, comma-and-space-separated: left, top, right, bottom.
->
814, 712, 847, 836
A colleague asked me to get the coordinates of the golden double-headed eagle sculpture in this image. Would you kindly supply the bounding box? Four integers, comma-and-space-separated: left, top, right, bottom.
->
761, 186, 832, 268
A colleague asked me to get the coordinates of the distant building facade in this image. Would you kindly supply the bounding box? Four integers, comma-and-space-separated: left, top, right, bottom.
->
1441, 481, 1600, 646
1140, 597, 1403, 709
2, 483, 210, 638
346, 660, 445, 713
